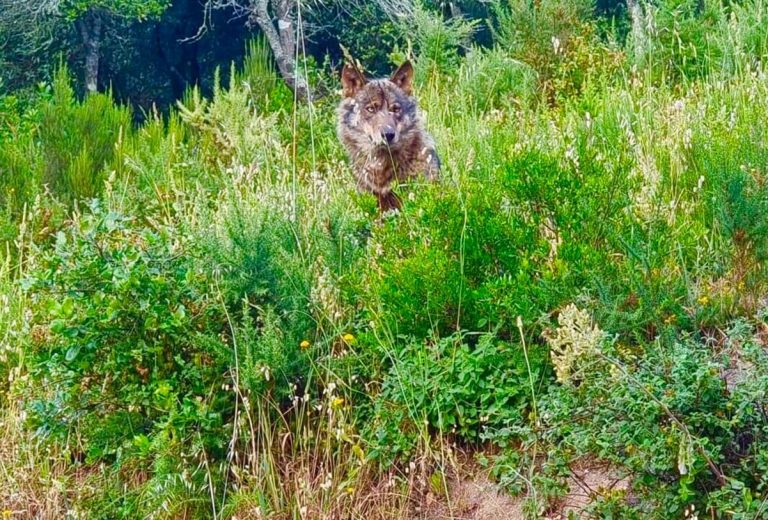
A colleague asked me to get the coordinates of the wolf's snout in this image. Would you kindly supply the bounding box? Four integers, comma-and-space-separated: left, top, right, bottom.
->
382, 127, 396, 144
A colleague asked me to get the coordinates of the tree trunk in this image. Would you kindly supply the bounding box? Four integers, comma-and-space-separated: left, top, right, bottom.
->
249, 0, 310, 101
78, 10, 103, 94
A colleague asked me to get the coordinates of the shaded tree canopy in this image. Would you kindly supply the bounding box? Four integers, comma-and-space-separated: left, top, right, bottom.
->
1, 0, 631, 109
1, 0, 172, 94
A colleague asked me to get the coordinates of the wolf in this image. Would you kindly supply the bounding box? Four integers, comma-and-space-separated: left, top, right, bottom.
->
336, 60, 440, 212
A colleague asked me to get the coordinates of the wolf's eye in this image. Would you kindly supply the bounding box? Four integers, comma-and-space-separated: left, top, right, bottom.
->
365, 105, 376, 113
390, 104, 401, 113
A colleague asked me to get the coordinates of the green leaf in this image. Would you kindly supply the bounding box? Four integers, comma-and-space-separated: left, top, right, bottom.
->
65, 344, 81, 362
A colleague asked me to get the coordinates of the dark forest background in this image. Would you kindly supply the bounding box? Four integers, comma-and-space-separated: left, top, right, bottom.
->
0, 0, 626, 114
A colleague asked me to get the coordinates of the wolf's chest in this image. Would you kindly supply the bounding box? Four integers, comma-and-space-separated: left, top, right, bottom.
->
354, 153, 400, 194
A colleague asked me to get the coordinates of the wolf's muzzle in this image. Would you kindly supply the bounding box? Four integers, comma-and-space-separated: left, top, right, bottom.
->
381, 127, 396, 144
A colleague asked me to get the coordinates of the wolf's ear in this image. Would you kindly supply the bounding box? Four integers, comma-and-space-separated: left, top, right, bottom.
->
390, 61, 414, 95
341, 64, 366, 98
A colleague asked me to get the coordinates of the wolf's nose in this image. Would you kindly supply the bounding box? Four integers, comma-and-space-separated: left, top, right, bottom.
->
382, 129, 396, 144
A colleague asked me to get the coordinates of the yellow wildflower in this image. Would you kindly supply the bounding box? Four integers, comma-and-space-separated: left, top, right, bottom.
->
332, 397, 345, 408
342, 333, 356, 345
300, 340, 311, 350
697, 295, 709, 305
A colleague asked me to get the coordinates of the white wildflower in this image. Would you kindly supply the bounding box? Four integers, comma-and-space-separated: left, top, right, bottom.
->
683, 128, 692, 150
695, 175, 705, 193
552, 36, 561, 54
544, 304, 605, 384
310, 256, 344, 323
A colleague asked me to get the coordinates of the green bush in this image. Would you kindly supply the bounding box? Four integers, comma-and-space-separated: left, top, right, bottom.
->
5, 2, 768, 517
235, 37, 294, 114
366, 331, 547, 463
177, 77, 284, 172
313, 3, 401, 76
455, 46, 538, 111
40, 68, 132, 200
23, 201, 232, 466
628, 0, 721, 83
0, 91, 46, 245
366, 145, 632, 339
713, 0, 768, 75
492, 0, 621, 100
195, 195, 314, 400
535, 317, 768, 517
397, 5, 479, 78
687, 97, 768, 316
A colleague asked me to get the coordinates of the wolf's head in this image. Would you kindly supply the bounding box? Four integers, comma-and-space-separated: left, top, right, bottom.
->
338, 61, 419, 151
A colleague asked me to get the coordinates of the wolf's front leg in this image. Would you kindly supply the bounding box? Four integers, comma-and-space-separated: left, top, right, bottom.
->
377, 191, 401, 213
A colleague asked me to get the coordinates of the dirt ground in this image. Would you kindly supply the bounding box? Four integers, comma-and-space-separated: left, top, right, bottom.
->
419, 457, 630, 520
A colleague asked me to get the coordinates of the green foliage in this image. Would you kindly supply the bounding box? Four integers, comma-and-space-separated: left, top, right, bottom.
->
396, 5, 479, 77
23, 202, 232, 467
365, 141, 632, 339
194, 196, 316, 401
5, 2, 768, 517
59, 0, 170, 20
455, 46, 538, 111
492, 0, 621, 100
313, 3, 402, 76
120, 110, 198, 197
177, 73, 284, 171
235, 37, 294, 113
367, 332, 547, 463
532, 318, 768, 517
713, 0, 768, 75
40, 67, 132, 200
0, 2, 68, 93
628, 0, 721, 83
0, 93, 43, 216
365, 176, 537, 337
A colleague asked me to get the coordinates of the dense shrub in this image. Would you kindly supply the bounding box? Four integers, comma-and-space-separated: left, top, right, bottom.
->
194, 192, 317, 400
235, 36, 294, 114
365, 144, 634, 340
492, 0, 623, 101
714, 0, 768, 74
0, 92, 46, 245
366, 331, 548, 463
23, 202, 232, 465
535, 316, 768, 517
627, 0, 720, 83
312, 3, 402, 76
40, 68, 132, 200
455, 46, 538, 111
397, 5, 479, 78
4, 3, 768, 518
